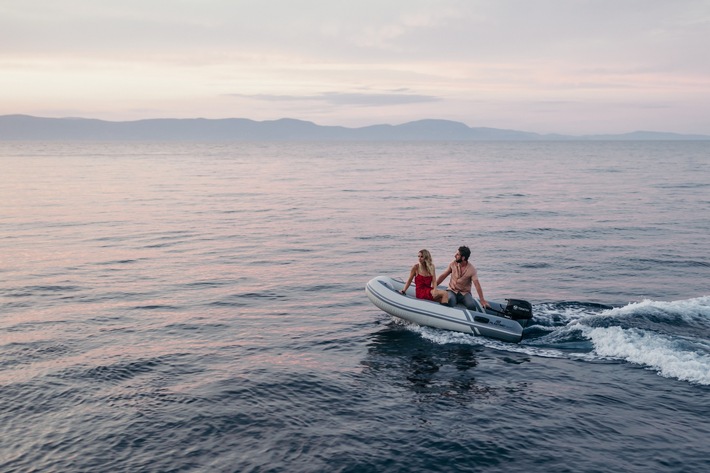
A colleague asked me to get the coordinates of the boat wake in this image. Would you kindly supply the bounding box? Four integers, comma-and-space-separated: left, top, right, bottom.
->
394, 295, 710, 385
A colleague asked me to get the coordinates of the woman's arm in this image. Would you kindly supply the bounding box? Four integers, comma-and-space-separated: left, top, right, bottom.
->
401, 264, 417, 294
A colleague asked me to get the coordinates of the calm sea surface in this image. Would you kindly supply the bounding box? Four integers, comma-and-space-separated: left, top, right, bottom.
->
1, 141, 709, 472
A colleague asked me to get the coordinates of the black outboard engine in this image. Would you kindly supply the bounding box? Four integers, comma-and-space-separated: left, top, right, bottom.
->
505, 299, 533, 327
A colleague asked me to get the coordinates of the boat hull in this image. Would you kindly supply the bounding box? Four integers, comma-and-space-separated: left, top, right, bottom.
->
365, 276, 527, 343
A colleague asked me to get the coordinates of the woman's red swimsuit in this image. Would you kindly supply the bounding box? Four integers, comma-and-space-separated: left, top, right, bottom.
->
415, 274, 434, 300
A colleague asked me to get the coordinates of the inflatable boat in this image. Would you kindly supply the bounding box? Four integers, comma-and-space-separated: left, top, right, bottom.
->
365, 275, 533, 343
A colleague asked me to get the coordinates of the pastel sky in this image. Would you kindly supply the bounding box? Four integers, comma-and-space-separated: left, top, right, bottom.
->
2, 0, 709, 134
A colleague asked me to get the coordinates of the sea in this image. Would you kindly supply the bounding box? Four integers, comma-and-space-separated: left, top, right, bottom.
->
1, 140, 709, 472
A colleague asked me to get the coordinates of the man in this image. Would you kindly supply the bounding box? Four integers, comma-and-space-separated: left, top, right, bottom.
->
436, 245, 489, 310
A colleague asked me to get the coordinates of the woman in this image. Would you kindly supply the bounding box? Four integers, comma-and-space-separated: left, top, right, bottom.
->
400, 249, 449, 304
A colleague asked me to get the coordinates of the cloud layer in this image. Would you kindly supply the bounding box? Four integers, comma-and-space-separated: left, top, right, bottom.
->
1, 0, 709, 133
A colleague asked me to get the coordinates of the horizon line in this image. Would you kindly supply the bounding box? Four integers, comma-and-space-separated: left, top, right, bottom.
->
2, 113, 709, 139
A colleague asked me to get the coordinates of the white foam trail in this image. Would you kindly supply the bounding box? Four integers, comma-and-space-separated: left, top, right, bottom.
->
398, 319, 566, 359
388, 295, 710, 385
584, 325, 710, 385
602, 295, 710, 319
532, 303, 601, 326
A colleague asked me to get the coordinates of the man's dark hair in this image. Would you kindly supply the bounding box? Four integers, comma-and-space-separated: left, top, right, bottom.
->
458, 245, 471, 261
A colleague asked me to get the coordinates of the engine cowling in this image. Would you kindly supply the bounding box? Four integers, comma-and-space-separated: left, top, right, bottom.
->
505, 299, 533, 327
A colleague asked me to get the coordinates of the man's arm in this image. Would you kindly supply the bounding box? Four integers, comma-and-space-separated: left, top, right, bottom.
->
473, 279, 488, 308
436, 266, 451, 286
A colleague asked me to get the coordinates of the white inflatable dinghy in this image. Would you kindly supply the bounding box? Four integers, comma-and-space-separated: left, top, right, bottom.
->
365, 275, 533, 343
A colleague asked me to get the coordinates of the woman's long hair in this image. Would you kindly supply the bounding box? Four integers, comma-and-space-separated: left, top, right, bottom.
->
418, 249, 435, 276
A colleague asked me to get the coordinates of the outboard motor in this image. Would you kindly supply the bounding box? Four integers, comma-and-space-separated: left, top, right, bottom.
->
505, 299, 533, 327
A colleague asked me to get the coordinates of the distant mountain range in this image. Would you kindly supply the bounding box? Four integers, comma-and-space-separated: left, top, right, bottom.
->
1, 115, 708, 141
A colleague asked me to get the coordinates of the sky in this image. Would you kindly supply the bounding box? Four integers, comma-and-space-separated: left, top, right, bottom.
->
1, 0, 709, 135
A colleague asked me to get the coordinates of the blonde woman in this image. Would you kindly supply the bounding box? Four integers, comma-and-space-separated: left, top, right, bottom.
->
400, 249, 449, 304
